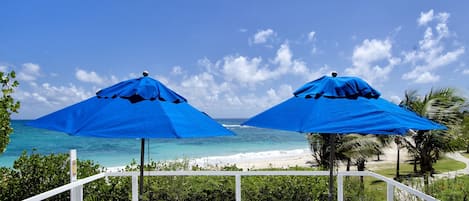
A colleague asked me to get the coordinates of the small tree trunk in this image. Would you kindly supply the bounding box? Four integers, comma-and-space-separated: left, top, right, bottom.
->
346, 158, 351, 171
357, 158, 366, 200
424, 172, 430, 194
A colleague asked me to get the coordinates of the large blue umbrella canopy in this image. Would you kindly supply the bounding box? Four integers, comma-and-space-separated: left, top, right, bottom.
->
243, 75, 445, 134
28, 75, 233, 138
242, 74, 445, 201
27, 73, 234, 200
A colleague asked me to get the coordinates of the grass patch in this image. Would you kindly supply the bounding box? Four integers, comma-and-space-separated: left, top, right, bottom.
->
371, 156, 465, 177
433, 157, 466, 173
361, 156, 466, 200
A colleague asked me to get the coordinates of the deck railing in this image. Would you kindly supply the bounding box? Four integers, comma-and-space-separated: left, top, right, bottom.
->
23, 170, 437, 201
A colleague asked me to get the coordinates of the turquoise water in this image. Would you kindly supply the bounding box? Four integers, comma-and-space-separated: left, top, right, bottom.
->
0, 119, 310, 167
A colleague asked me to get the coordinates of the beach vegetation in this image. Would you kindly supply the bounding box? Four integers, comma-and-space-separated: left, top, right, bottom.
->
307, 134, 382, 171
0, 70, 20, 154
363, 156, 465, 201
429, 175, 469, 201
459, 112, 469, 153
0, 150, 108, 201
1, 150, 467, 201
374, 135, 392, 161
399, 88, 466, 189
373, 156, 465, 178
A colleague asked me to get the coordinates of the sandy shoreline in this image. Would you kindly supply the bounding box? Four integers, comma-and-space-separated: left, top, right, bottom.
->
203, 143, 409, 170
107, 143, 409, 172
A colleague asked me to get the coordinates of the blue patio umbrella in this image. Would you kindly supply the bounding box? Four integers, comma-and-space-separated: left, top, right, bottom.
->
242, 73, 445, 201
27, 72, 234, 200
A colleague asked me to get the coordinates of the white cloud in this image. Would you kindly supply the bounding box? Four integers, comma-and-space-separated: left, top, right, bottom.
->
273, 43, 309, 76
222, 56, 269, 83
402, 70, 440, 83
0, 65, 8, 72
201, 43, 322, 86
18, 63, 41, 81
389, 95, 402, 104
418, 9, 434, 26
345, 39, 399, 84
75, 69, 119, 86
308, 31, 316, 42
253, 29, 275, 44
463, 69, 469, 75
176, 71, 239, 115
352, 39, 392, 66
415, 72, 440, 83
171, 43, 328, 117
265, 84, 294, 104
75, 69, 105, 85
15, 81, 94, 118
402, 10, 465, 83
171, 66, 183, 75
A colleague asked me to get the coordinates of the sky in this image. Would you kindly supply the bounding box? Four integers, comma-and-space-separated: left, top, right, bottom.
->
1, 1, 468, 119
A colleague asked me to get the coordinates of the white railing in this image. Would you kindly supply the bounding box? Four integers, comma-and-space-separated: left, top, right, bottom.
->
23, 170, 438, 201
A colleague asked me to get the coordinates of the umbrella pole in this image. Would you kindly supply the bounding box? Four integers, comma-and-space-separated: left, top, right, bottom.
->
328, 134, 336, 201
139, 138, 145, 201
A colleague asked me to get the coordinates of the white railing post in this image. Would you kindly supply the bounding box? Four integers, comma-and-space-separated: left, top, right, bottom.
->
337, 173, 343, 201
386, 183, 394, 201
70, 150, 82, 201
132, 175, 138, 201
235, 174, 241, 201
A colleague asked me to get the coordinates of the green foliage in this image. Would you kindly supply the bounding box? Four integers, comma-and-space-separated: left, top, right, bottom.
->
0, 152, 386, 201
242, 175, 328, 201
0, 150, 114, 201
5, 151, 466, 200
374, 157, 465, 178
0, 70, 20, 154
429, 175, 469, 201
460, 113, 469, 152
307, 134, 381, 171
401, 88, 466, 176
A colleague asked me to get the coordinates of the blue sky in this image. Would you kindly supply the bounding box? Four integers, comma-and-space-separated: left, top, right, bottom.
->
1, 1, 468, 119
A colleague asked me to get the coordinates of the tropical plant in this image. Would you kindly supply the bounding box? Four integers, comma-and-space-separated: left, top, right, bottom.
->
307, 133, 331, 168
0, 70, 20, 154
308, 134, 381, 170
458, 112, 469, 153
374, 135, 392, 161
400, 88, 466, 189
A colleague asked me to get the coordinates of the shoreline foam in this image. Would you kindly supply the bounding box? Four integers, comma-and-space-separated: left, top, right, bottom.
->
105, 144, 409, 172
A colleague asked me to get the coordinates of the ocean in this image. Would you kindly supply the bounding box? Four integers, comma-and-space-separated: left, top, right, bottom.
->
0, 119, 310, 168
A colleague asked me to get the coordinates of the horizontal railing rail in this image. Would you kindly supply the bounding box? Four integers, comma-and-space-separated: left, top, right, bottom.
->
23, 170, 438, 201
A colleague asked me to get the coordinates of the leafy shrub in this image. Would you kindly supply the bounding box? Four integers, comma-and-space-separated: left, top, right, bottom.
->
429, 175, 469, 201
0, 150, 112, 201
1, 152, 415, 201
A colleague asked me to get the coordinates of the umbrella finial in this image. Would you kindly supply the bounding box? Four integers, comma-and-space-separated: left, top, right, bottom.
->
143, 70, 149, 77
331, 71, 338, 77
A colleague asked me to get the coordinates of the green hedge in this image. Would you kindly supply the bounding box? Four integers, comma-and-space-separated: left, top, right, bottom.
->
0, 151, 387, 201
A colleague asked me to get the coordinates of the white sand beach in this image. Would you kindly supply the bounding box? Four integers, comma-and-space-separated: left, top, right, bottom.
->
190, 143, 410, 171
106, 143, 410, 172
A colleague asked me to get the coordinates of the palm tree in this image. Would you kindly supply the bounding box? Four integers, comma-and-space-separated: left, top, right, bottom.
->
307, 134, 380, 170
374, 135, 392, 161
307, 134, 330, 168
458, 112, 469, 153
400, 88, 466, 189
